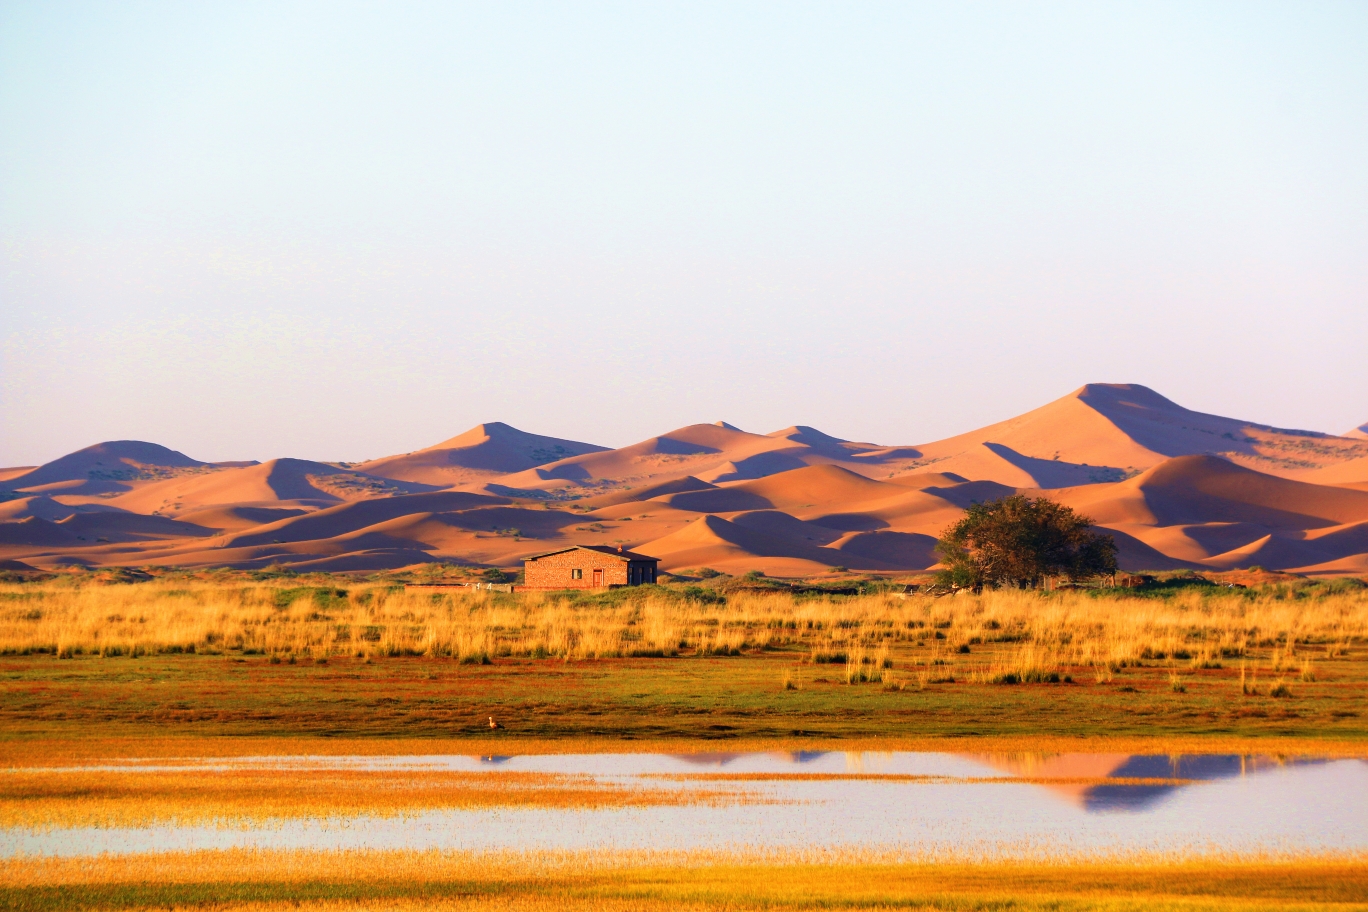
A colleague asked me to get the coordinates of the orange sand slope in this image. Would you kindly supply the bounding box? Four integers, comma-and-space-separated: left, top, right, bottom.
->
359, 423, 607, 487
900, 384, 1368, 488
0, 441, 215, 496
3, 386, 1366, 576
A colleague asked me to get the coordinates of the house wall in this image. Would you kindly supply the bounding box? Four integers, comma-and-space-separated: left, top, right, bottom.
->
525, 549, 627, 589
523, 549, 657, 589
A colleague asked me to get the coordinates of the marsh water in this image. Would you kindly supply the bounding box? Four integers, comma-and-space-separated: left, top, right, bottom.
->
6, 751, 1367, 858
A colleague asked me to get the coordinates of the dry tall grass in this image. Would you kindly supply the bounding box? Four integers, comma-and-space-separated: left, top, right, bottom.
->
0, 579, 1364, 671
2, 847, 1365, 912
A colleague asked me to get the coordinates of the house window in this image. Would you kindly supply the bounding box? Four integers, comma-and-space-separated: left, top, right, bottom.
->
571, 568, 583, 579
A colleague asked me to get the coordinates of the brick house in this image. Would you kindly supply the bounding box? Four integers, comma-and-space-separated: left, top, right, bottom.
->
522, 544, 660, 589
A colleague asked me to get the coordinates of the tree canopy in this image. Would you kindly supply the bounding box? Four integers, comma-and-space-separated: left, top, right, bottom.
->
934, 495, 1118, 589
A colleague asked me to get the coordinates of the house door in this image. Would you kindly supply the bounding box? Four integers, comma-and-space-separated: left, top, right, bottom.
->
592, 568, 603, 587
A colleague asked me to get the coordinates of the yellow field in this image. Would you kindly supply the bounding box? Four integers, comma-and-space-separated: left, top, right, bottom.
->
3, 848, 1366, 911
0, 765, 743, 830
3, 578, 1364, 678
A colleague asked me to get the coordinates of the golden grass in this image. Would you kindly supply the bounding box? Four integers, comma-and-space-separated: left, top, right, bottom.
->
2, 848, 1366, 911
0, 766, 742, 829
2, 578, 1364, 671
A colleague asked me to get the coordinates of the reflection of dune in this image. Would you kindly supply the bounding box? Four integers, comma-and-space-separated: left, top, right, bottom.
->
962, 753, 1134, 808
770, 751, 829, 764
958, 753, 1333, 813
668, 753, 744, 767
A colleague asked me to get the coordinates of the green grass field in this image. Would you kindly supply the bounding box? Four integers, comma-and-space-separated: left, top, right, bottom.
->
0, 634, 1363, 754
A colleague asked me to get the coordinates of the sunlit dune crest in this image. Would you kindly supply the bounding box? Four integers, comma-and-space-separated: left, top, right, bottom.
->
3, 384, 1368, 575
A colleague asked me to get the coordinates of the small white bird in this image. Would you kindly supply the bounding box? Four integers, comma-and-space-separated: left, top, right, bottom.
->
488, 716, 501, 729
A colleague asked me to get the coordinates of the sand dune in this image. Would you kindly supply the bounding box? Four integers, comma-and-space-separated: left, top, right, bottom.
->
116, 457, 439, 517
728, 464, 908, 511
1347, 423, 1368, 440
642, 514, 879, 573
359, 423, 607, 486
885, 472, 968, 488
902, 442, 1133, 488
826, 530, 939, 568
492, 422, 795, 494
1097, 527, 1200, 572
0, 516, 79, 547
1044, 455, 1368, 528
1103, 521, 1269, 564
1034, 455, 1368, 572
1123, 455, 1368, 527
221, 491, 512, 549
6, 385, 1368, 576
0, 495, 123, 523
577, 476, 716, 509
492, 421, 932, 496
1, 441, 210, 495
1291, 553, 1368, 577
174, 505, 309, 532
1294, 455, 1368, 486
55, 512, 214, 543
904, 384, 1368, 487
728, 510, 846, 546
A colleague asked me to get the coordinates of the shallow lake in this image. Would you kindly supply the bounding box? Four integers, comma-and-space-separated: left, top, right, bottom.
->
7, 751, 1367, 858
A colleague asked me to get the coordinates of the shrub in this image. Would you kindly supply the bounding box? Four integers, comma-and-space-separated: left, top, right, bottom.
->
934, 495, 1117, 589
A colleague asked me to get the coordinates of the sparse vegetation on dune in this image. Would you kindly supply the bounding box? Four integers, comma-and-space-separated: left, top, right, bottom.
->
1, 848, 1365, 912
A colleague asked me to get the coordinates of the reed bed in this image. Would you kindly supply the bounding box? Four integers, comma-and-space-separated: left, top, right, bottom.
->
0, 766, 742, 830
0, 578, 1363, 674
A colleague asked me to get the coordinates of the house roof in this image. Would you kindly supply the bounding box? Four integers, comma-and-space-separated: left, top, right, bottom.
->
524, 544, 659, 563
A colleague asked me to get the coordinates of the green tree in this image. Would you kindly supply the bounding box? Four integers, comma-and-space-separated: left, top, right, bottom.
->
934, 495, 1118, 590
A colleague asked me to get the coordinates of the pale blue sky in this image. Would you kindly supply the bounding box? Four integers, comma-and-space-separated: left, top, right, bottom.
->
2, 1, 1365, 465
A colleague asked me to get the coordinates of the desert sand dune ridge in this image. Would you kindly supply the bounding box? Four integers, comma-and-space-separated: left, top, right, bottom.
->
643, 513, 899, 573
1, 441, 212, 496
219, 491, 514, 549
491, 420, 937, 495
900, 384, 1368, 487
359, 422, 608, 485
577, 476, 717, 509
105, 458, 439, 518
5, 385, 1368, 575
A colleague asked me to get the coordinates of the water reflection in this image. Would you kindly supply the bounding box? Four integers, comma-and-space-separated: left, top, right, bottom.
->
4, 751, 1365, 858
668, 752, 744, 766
958, 753, 1336, 812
